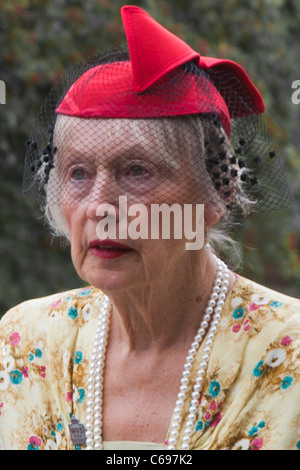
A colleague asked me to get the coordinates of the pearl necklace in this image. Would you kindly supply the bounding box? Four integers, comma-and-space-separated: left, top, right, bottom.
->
85, 256, 229, 450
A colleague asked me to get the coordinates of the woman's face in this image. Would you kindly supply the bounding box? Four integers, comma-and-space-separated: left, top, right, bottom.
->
55, 116, 220, 293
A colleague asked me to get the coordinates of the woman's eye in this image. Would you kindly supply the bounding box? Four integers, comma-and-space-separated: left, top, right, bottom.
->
70, 168, 86, 180
128, 164, 147, 177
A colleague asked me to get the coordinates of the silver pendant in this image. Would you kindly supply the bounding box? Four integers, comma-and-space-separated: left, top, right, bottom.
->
69, 416, 87, 447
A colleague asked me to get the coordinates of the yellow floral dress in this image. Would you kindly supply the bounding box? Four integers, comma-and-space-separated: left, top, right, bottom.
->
0, 275, 299, 450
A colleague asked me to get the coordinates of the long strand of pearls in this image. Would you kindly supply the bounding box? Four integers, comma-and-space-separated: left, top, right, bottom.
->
84, 256, 229, 450
85, 295, 110, 450
167, 256, 229, 450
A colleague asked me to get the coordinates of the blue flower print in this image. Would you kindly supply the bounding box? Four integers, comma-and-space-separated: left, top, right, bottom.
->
249, 426, 259, 437
77, 288, 92, 297
270, 301, 284, 308
10, 369, 23, 385
56, 422, 64, 432
249, 421, 266, 438
253, 360, 266, 378
75, 351, 83, 364
297, 441, 300, 450
233, 307, 245, 319
209, 380, 221, 398
281, 376, 293, 390
28, 348, 42, 362
27, 444, 40, 450
68, 306, 78, 320
35, 348, 42, 359
77, 388, 85, 404
196, 420, 204, 432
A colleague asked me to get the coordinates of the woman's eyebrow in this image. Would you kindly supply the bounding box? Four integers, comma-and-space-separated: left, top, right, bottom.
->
109, 142, 180, 170
57, 140, 180, 170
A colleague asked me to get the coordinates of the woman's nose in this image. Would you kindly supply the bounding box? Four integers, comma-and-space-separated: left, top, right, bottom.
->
86, 173, 120, 221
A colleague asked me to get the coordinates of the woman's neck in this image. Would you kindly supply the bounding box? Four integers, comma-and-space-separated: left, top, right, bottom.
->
105, 251, 228, 353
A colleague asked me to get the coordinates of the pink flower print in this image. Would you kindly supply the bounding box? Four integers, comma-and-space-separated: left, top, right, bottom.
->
217, 401, 223, 409
243, 319, 251, 331
28, 436, 42, 449
232, 324, 241, 333
0, 402, 4, 416
9, 332, 20, 347
251, 438, 263, 450
209, 400, 216, 411
30, 436, 41, 446
51, 299, 62, 309
281, 336, 292, 346
66, 392, 73, 403
40, 366, 46, 378
22, 367, 29, 378
248, 302, 262, 312
204, 412, 211, 420
210, 412, 222, 428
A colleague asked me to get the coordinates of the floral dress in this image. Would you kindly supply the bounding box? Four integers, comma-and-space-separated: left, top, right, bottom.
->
0, 276, 299, 450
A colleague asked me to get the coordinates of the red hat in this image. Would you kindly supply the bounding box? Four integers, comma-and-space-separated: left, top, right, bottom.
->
56, 5, 265, 136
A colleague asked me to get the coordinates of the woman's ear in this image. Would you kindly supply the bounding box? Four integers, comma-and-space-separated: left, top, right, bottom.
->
204, 203, 225, 229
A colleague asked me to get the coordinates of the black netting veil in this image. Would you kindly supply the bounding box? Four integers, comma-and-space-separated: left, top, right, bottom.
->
23, 47, 291, 236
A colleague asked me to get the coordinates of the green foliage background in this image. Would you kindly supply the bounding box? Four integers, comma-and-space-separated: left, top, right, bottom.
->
0, 0, 299, 317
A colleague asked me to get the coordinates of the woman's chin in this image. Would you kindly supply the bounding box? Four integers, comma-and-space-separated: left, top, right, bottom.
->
73, 249, 141, 292
79, 264, 139, 294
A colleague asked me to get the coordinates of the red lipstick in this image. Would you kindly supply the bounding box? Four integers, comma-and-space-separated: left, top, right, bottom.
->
89, 239, 134, 259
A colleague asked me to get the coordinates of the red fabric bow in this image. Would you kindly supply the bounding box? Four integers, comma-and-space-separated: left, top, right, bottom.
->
56, 5, 265, 137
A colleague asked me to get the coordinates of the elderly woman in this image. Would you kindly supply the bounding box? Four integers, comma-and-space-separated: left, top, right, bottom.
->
0, 6, 299, 451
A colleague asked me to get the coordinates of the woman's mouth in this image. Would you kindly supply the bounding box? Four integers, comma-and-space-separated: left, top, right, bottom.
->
88, 239, 134, 259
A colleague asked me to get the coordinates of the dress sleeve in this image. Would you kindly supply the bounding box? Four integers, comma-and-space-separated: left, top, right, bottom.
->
217, 309, 300, 450
0, 298, 71, 450
179, 278, 300, 451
